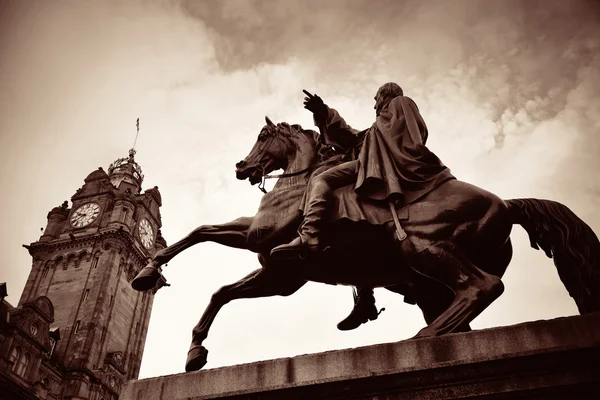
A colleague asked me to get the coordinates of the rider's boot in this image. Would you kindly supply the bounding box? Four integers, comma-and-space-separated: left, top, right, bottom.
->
270, 180, 330, 259
337, 287, 381, 331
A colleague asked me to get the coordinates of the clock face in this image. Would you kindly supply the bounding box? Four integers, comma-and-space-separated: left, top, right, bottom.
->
70, 203, 100, 228
138, 218, 154, 249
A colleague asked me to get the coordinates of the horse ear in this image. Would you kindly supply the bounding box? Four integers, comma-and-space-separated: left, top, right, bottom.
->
265, 116, 275, 127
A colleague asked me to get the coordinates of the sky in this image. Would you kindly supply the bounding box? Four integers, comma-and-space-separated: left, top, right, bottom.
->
1, 0, 599, 380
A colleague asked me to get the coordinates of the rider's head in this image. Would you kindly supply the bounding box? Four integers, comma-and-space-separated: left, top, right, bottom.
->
374, 82, 403, 115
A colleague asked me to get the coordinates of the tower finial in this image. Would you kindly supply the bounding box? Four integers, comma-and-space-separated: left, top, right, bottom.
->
133, 118, 140, 150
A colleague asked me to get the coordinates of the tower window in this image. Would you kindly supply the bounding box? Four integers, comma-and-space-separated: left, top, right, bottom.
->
15, 353, 29, 377
92, 256, 99, 269
9, 347, 20, 371
41, 267, 49, 280
49, 338, 57, 358
135, 322, 139, 334
74, 320, 81, 334
83, 289, 90, 301
110, 295, 114, 306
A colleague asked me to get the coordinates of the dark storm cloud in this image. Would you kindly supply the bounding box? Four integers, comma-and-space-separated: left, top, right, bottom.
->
180, 0, 599, 73
179, 0, 599, 150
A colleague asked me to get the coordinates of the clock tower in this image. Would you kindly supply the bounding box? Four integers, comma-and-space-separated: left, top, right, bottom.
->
16, 149, 167, 399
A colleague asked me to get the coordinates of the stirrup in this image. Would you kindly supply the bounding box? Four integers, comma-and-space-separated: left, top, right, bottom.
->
270, 235, 322, 259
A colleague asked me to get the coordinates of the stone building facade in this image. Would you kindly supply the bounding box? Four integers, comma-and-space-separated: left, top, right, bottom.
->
0, 150, 167, 400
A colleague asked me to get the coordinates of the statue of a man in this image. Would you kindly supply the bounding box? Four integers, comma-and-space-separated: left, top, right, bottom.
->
271, 82, 455, 330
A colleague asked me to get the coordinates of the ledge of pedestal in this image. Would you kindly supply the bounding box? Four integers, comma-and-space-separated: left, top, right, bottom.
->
120, 313, 600, 400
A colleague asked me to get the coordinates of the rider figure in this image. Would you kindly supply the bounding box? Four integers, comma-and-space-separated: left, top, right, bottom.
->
271, 82, 455, 330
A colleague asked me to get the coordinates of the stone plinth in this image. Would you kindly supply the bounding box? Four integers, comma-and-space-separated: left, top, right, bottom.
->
120, 313, 600, 399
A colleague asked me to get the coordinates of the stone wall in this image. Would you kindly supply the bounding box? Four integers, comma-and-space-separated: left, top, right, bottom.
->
120, 313, 600, 399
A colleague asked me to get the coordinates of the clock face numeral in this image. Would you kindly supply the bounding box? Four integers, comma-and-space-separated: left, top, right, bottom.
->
70, 203, 101, 228
139, 218, 154, 249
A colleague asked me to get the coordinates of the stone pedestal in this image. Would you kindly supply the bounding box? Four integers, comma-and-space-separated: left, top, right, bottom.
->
120, 313, 600, 399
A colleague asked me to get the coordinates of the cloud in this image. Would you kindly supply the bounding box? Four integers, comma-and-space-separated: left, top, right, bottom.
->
174, 0, 600, 196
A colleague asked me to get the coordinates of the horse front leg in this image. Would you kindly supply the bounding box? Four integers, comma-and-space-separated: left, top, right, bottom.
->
153, 216, 254, 267
131, 217, 254, 292
186, 258, 306, 372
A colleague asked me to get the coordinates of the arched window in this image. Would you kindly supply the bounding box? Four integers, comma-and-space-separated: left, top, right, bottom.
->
49, 337, 57, 357
66, 254, 76, 270
9, 346, 20, 371
91, 255, 100, 269
15, 353, 29, 377
41, 377, 50, 389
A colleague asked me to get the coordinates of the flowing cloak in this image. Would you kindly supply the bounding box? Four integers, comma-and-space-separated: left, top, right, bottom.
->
302, 95, 456, 226
357, 95, 455, 204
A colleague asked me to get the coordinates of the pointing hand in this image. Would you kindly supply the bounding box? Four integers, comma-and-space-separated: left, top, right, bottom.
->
302, 89, 326, 117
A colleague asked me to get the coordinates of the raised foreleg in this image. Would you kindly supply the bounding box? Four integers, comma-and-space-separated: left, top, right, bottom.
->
186, 258, 307, 371
151, 217, 254, 268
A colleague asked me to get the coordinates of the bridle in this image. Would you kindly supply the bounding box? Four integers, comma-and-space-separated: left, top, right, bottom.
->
251, 124, 348, 194
257, 154, 342, 194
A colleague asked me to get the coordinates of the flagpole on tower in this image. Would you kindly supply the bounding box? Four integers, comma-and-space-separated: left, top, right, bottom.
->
130, 118, 140, 160
133, 118, 140, 149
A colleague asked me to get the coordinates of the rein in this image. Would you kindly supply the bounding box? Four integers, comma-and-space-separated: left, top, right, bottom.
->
257, 152, 345, 194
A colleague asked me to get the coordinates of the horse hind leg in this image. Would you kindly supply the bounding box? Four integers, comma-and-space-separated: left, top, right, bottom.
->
386, 273, 472, 333
410, 242, 504, 338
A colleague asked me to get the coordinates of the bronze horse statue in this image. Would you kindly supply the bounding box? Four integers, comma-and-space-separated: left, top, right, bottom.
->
132, 117, 600, 372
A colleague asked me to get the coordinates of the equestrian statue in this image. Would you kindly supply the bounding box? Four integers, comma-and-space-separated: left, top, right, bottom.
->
131, 82, 600, 372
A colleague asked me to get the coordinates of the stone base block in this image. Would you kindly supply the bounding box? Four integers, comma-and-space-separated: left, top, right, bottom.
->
120, 313, 600, 399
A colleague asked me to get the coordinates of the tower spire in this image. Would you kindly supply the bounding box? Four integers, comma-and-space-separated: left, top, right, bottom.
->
132, 117, 140, 152
108, 118, 145, 190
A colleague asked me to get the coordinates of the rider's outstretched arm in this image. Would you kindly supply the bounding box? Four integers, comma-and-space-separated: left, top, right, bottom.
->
319, 105, 365, 151
303, 90, 364, 151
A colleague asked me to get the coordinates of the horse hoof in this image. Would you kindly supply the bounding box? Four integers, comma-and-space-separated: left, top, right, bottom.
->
411, 326, 436, 339
185, 345, 208, 372
131, 264, 162, 291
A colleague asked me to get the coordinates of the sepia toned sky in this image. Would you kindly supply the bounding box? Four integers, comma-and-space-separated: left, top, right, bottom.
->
1, 0, 599, 379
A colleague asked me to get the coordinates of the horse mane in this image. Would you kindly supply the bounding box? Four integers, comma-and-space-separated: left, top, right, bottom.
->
274, 122, 326, 159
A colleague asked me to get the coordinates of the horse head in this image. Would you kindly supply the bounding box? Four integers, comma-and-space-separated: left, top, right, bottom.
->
236, 116, 318, 186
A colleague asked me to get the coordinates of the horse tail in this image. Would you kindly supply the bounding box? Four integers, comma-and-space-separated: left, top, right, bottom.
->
505, 198, 600, 314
